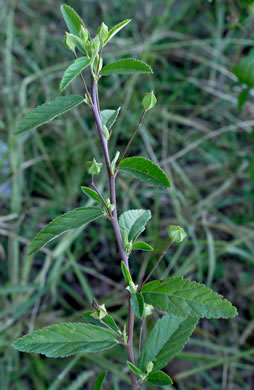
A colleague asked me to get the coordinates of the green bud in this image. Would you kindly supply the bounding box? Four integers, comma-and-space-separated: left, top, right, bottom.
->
93, 54, 103, 75
64, 32, 77, 54
86, 158, 103, 175
123, 324, 128, 344
126, 241, 133, 255
126, 281, 138, 294
83, 39, 92, 57
146, 361, 154, 374
90, 303, 108, 320
168, 225, 187, 243
79, 25, 89, 43
110, 151, 120, 175
143, 303, 153, 317
97, 22, 109, 46
142, 91, 157, 111
84, 94, 91, 106
102, 125, 110, 141
106, 198, 115, 212
91, 35, 100, 58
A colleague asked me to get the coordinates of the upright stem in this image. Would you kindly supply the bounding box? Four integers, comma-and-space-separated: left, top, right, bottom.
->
91, 79, 137, 390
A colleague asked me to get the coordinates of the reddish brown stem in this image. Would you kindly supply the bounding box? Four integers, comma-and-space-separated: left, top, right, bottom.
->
90, 79, 137, 389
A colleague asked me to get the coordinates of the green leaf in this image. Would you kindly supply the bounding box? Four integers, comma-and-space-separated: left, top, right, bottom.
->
168, 225, 187, 243
60, 57, 91, 91
146, 371, 173, 386
13, 323, 117, 358
83, 311, 120, 334
121, 261, 132, 285
94, 370, 107, 390
27, 207, 104, 255
16, 95, 84, 135
81, 186, 105, 208
138, 314, 198, 371
142, 277, 238, 319
238, 87, 250, 110
100, 58, 153, 76
127, 361, 144, 377
61, 5, 85, 35
101, 107, 121, 129
104, 19, 132, 45
131, 293, 144, 319
61, 5, 86, 54
132, 241, 153, 251
118, 157, 170, 188
119, 209, 151, 243
233, 49, 254, 88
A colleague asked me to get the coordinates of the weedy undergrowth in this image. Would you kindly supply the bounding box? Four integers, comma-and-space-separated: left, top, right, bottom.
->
12, 5, 238, 389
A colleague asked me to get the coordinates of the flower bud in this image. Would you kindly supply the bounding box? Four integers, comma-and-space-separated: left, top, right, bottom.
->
86, 158, 103, 175
142, 91, 157, 111
168, 225, 187, 243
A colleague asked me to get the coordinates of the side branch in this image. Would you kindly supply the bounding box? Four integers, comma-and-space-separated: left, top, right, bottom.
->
117, 110, 146, 167
139, 240, 174, 290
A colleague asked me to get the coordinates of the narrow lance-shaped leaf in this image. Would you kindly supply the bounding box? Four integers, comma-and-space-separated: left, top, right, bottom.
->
94, 371, 107, 390
13, 323, 117, 358
104, 19, 132, 45
81, 186, 105, 208
119, 209, 151, 243
101, 107, 121, 129
131, 292, 144, 319
146, 371, 173, 386
142, 277, 238, 319
16, 95, 84, 134
83, 311, 120, 334
61, 5, 85, 36
100, 58, 153, 76
121, 261, 132, 285
118, 157, 171, 188
138, 314, 198, 371
28, 206, 104, 255
61, 5, 86, 54
60, 57, 91, 91
132, 241, 153, 251
127, 361, 144, 377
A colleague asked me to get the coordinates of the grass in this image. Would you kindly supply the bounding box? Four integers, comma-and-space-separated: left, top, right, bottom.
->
1, 0, 254, 388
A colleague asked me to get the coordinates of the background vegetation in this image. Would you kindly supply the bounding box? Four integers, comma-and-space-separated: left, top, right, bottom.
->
1, 0, 254, 388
